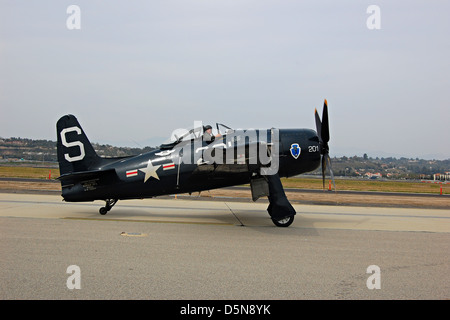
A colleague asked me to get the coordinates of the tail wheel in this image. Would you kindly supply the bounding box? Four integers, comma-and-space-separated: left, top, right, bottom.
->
99, 199, 117, 215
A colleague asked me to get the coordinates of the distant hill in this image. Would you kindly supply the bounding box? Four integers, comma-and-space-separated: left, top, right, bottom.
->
1, 137, 449, 180
0, 137, 155, 162
327, 155, 450, 181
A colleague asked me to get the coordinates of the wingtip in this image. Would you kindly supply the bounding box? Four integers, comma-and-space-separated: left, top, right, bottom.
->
324, 99, 328, 106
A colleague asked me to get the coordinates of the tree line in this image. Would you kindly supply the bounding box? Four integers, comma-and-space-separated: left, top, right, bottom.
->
1, 137, 448, 180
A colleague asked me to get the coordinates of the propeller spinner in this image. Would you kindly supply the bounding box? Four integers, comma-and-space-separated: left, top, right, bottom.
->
315, 99, 336, 191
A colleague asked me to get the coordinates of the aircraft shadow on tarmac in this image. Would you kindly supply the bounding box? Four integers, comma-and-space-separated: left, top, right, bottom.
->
67, 204, 364, 236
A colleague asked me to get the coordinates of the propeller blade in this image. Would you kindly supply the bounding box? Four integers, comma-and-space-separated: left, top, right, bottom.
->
314, 108, 323, 144
316, 99, 335, 191
321, 99, 329, 144
321, 154, 326, 189
326, 153, 336, 191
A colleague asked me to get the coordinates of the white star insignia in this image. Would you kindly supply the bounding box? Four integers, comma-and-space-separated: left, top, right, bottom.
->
139, 159, 161, 182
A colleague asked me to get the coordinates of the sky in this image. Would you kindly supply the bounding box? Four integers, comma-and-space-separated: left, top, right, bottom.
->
1, 1, 449, 160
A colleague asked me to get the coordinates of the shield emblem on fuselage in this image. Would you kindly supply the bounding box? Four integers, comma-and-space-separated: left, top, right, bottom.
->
290, 143, 301, 159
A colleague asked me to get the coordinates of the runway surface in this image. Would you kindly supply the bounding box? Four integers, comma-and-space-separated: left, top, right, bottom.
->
0, 192, 449, 300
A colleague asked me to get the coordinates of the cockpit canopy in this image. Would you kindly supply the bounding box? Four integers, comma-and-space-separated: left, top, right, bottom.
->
159, 123, 233, 150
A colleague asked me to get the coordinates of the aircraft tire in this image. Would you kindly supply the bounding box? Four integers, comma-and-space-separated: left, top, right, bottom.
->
99, 207, 108, 215
271, 215, 294, 227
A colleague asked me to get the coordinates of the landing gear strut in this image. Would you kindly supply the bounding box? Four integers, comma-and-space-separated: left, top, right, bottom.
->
266, 174, 296, 227
99, 199, 117, 215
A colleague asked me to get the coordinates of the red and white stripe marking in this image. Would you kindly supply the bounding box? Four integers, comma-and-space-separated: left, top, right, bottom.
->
163, 163, 175, 170
126, 169, 138, 177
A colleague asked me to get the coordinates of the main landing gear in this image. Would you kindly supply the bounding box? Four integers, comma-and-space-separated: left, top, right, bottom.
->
99, 199, 117, 215
271, 215, 295, 227
266, 174, 296, 228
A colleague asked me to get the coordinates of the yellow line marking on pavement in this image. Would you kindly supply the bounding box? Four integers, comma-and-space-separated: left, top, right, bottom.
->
62, 217, 234, 226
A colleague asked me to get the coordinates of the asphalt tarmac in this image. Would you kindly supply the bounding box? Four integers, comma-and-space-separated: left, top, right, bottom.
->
0, 192, 449, 300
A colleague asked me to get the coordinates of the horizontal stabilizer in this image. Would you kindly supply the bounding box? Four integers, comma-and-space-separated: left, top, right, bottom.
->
57, 168, 117, 182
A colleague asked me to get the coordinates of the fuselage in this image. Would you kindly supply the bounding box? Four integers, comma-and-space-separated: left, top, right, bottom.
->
61, 128, 321, 202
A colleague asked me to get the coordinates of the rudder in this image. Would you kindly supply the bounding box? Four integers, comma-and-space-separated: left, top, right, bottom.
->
56, 114, 101, 175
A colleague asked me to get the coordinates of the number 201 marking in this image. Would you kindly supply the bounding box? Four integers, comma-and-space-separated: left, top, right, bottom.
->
308, 145, 319, 153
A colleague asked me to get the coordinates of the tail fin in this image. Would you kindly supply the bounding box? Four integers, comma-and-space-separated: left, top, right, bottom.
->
56, 114, 101, 175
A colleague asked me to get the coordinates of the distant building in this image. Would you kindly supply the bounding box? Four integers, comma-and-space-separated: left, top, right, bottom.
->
365, 172, 382, 179
433, 172, 450, 181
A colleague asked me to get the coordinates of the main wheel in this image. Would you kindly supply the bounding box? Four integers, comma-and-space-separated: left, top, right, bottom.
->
99, 207, 108, 215
271, 215, 294, 227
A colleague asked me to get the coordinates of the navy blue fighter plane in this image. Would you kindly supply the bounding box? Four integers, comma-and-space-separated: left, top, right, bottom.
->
56, 100, 334, 227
